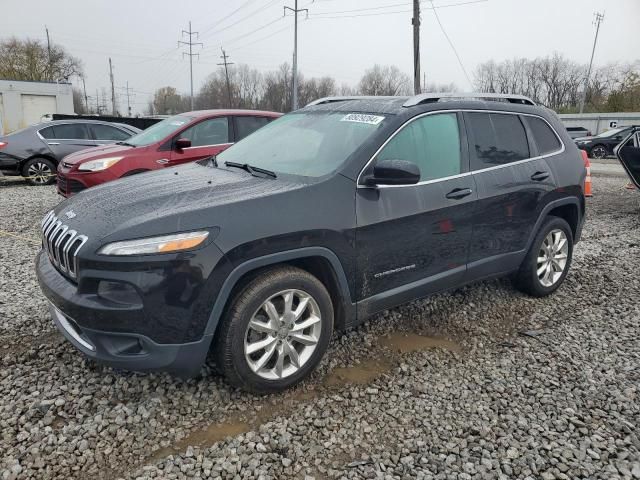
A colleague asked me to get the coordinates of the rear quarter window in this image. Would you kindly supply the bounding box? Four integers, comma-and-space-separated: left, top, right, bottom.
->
525, 116, 562, 155
466, 112, 530, 169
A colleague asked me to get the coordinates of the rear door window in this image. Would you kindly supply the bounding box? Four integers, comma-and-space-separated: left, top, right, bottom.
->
465, 112, 529, 169
180, 117, 229, 147
376, 113, 462, 181
90, 124, 131, 141
39, 126, 55, 139
50, 123, 90, 140
235, 116, 270, 141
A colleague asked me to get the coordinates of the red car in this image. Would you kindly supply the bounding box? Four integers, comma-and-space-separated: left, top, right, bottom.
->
57, 109, 281, 196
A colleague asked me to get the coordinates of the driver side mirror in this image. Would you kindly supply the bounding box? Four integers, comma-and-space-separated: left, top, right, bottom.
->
362, 159, 421, 186
174, 138, 191, 150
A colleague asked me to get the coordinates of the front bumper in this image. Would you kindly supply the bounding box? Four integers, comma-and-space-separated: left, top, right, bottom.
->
48, 301, 210, 377
36, 248, 227, 377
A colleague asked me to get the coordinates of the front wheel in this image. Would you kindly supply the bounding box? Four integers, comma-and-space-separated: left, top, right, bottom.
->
514, 216, 573, 297
22, 158, 56, 185
590, 144, 607, 159
215, 266, 334, 393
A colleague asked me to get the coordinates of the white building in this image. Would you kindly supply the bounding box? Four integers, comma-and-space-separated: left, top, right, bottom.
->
0, 79, 75, 135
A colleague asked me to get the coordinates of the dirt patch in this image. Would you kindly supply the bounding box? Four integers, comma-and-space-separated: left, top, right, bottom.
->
379, 332, 461, 354
324, 358, 393, 386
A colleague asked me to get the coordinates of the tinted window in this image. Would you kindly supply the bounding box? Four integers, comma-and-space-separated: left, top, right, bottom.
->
181, 117, 229, 147
526, 116, 561, 155
90, 124, 131, 141
376, 113, 461, 181
466, 112, 529, 168
236, 116, 270, 141
51, 123, 90, 140
39, 126, 55, 139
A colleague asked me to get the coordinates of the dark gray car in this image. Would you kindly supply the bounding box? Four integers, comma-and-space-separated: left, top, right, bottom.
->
0, 120, 140, 185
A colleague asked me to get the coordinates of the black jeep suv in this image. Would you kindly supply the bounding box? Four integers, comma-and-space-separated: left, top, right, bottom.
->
36, 93, 586, 393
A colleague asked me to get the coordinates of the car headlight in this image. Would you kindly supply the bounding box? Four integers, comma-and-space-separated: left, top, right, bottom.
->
98, 231, 209, 256
78, 156, 123, 172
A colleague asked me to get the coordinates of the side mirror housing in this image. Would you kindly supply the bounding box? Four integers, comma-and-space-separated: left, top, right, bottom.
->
362, 159, 421, 186
174, 138, 191, 150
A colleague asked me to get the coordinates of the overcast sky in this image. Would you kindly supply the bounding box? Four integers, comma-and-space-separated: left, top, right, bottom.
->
1, 0, 638, 114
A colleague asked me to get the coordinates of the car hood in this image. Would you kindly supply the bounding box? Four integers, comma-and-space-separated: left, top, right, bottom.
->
52, 163, 305, 244
62, 143, 142, 165
574, 136, 595, 142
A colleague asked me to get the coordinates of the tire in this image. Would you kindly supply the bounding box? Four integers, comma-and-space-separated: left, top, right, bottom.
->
22, 157, 56, 186
215, 266, 334, 393
514, 216, 573, 297
590, 144, 607, 159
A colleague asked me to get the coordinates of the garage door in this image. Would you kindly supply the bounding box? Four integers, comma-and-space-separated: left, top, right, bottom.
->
21, 94, 57, 127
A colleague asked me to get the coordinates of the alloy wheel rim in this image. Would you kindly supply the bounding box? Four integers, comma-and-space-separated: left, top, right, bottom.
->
244, 289, 322, 380
592, 146, 606, 159
537, 229, 569, 287
27, 162, 52, 184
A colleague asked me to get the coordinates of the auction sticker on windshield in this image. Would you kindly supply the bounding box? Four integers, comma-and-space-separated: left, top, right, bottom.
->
341, 113, 385, 125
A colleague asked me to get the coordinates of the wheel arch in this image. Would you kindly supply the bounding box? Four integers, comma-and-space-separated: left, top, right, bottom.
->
204, 247, 356, 342
526, 197, 583, 252
19, 153, 58, 172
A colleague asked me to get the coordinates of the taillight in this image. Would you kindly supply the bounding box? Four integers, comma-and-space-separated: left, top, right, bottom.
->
0, 142, 7, 149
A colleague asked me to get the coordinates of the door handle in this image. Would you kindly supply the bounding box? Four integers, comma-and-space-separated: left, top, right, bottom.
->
445, 187, 473, 200
531, 171, 550, 181
47, 142, 60, 145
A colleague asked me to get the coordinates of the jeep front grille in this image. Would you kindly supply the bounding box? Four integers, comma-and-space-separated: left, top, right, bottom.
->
40, 211, 88, 279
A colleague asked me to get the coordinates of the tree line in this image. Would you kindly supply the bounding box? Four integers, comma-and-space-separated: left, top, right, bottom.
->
474, 53, 639, 113
0, 38, 638, 116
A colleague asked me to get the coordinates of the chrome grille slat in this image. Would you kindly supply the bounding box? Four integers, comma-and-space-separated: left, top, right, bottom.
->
40, 211, 88, 280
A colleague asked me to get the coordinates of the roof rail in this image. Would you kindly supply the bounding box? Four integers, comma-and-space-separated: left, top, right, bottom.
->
403, 92, 536, 107
306, 96, 399, 107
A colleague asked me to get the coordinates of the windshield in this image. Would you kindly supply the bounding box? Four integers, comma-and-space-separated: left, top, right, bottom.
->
596, 127, 626, 138
216, 111, 387, 177
126, 115, 192, 147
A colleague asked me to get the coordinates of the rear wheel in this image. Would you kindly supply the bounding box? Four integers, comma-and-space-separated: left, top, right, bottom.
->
22, 158, 56, 185
514, 216, 573, 297
590, 144, 607, 159
215, 266, 333, 393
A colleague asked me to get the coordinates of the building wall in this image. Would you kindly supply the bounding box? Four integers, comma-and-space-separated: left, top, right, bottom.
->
559, 112, 640, 136
0, 80, 74, 134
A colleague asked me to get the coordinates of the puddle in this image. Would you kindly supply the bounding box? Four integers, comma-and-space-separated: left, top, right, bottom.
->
379, 332, 461, 354
324, 358, 393, 387
149, 420, 252, 462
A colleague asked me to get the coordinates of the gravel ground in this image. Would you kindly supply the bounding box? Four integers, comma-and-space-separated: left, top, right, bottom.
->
1, 172, 639, 480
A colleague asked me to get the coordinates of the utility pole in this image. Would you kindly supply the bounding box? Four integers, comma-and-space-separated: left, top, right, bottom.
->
124, 81, 133, 116
179, 21, 203, 111
412, 0, 421, 95
109, 58, 116, 115
45, 26, 52, 81
95, 89, 100, 115
284, 1, 308, 110
579, 12, 605, 114
218, 49, 235, 108
81, 75, 88, 113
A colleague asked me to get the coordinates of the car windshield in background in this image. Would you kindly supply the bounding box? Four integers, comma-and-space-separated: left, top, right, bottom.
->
216, 112, 387, 177
125, 115, 192, 147
596, 127, 625, 138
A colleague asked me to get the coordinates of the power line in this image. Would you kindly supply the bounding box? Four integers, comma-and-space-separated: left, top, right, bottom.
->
413, 0, 421, 94
218, 48, 235, 108
429, 0, 473, 88
199, 0, 257, 37
200, 0, 280, 40
579, 12, 605, 114
179, 21, 203, 111
309, 0, 487, 19
284, 0, 309, 110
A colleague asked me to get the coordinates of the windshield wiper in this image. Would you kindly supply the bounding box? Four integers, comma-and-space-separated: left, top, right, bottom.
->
224, 161, 277, 178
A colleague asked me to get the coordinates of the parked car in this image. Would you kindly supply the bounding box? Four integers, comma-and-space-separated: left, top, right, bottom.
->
36, 93, 586, 393
615, 126, 640, 189
574, 125, 640, 159
0, 120, 140, 185
56, 109, 281, 197
565, 126, 591, 139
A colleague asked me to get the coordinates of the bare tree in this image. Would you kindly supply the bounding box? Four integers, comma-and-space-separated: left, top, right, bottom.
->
0, 37, 82, 82
153, 86, 187, 115
358, 65, 411, 96
72, 87, 87, 114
